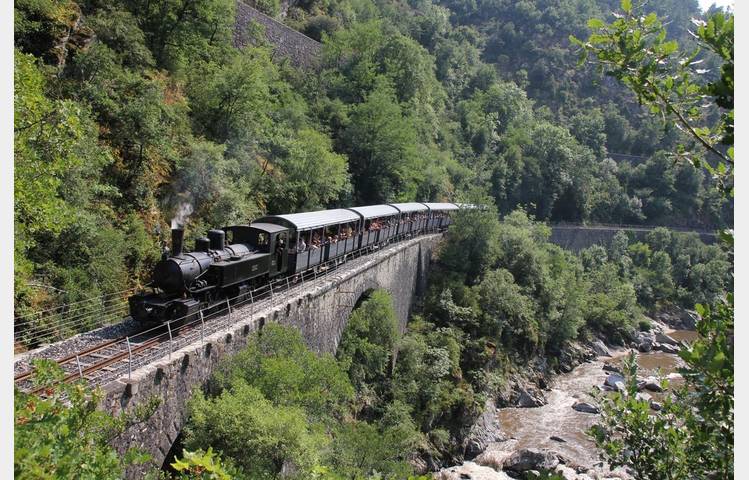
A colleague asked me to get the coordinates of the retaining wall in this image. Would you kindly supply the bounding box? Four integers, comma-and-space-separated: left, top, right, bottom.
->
234, 0, 322, 69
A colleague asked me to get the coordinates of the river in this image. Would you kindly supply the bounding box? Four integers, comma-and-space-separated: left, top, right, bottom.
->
492, 329, 698, 470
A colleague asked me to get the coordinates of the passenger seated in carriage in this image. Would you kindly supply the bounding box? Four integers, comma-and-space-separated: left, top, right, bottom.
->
296, 236, 307, 253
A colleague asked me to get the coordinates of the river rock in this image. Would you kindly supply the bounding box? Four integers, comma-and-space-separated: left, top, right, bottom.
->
555, 464, 580, 480
503, 448, 560, 473
463, 400, 506, 459
572, 401, 600, 414
637, 341, 653, 353
635, 392, 651, 403
590, 340, 611, 357
655, 332, 679, 346
435, 461, 514, 480
679, 309, 700, 329
602, 364, 621, 374
604, 373, 625, 388
650, 401, 663, 411
550, 435, 567, 443
636, 331, 655, 352
516, 387, 546, 408
642, 377, 664, 392
474, 440, 518, 470
657, 343, 680, 354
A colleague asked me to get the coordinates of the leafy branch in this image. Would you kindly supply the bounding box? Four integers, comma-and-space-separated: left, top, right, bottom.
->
570, 0, 734, 196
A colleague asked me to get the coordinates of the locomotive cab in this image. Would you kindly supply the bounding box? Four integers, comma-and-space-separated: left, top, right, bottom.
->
237, 223, 289, 277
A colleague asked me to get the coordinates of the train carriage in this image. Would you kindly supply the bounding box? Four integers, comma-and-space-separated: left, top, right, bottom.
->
345, 204, 400, 249
421, 202, 459, 229
253, 209, 362, 273
388, 202, 429, 236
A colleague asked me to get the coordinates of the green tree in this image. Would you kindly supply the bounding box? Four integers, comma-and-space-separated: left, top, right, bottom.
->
337, 290, 400, 407
342, 80, 423, 203
15, 360, 154, 479
572, 2, 734, 195
185, 382, 323, 478
210, 324, 354, 422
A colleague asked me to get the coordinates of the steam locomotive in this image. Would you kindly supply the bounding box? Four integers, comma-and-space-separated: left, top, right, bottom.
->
128, 203, 461, 325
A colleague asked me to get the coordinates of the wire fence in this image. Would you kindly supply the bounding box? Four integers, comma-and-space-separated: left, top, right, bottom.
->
14, 289, 138, 351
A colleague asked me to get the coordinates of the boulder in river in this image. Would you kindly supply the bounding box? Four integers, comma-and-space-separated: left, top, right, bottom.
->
635, 392, 651, 403
572, 401, 600, 414
503, 448, 560, 473
656, 332, 679, 346
642, 377, 664, 392
638, 340, 653, 353
590, 340, 611, 357
474, 439, 518, 471
602, 364, 621, 374
554, 464, 579, 480
463, 400, 506, 459
636, 331, 655, 352
435, 461, 514, 480
604, 373, 625, 388
657, 343, 680, 354
516, 387, 546, 408
679, 309, 700, 329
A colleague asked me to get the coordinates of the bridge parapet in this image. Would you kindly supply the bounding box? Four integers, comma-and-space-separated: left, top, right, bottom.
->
102, 234, 442, 478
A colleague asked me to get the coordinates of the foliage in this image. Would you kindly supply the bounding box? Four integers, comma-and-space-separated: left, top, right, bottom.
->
591, 296, 733, 478
590, 352, 689, 479
572, 1, 734, 196
171, 448, 234, 480
185, 381, 323, 478
188, 323, 424, 478
579, 4, 733, 478
14, 359, 155, 479
210, 323, 354, 422
337, 290, 400, 406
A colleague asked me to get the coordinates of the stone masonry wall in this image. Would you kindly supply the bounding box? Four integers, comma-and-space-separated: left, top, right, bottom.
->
234, 0, 322, 69
550, 225, 716, 252
104, 234, 443, 478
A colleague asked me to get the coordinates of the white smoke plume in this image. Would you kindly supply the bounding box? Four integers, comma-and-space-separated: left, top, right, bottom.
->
171, 202, 194, 229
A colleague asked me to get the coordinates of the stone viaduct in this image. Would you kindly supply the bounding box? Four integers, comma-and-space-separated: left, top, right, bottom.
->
103, 234, 443, 478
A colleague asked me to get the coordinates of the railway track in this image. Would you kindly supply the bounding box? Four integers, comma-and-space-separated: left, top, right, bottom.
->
14, 326, 167, 394
14, 232, 442, 394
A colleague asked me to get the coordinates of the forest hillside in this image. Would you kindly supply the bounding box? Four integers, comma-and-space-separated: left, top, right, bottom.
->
13, 0, 732, 319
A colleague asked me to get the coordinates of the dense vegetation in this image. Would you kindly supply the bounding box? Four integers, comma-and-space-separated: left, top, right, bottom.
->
14, 0, 732, 322
576, 2, 733, 478
174, 202, 729, 477
14, 0, 733, 477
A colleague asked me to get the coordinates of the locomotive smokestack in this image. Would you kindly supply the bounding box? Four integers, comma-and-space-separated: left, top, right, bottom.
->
208, 229, 225, 251
171, 227, 184, 256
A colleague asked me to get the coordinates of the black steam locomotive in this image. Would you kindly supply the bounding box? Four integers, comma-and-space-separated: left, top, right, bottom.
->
128, 203, 461, 325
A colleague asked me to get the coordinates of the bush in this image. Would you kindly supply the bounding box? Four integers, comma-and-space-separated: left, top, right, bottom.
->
185, 382, 322, 478
638, 319, 652, 332
15, 360, 155, 479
